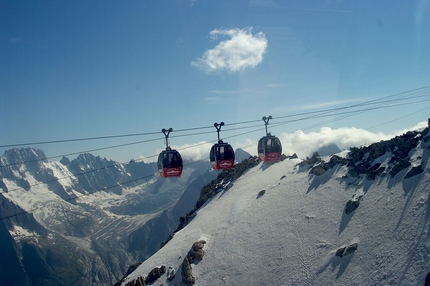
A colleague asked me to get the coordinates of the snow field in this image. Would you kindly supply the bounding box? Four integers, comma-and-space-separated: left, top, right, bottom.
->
124, 152, 430, 285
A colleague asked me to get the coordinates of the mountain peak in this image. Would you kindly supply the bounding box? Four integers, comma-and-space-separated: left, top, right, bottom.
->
1, 147, 47, 166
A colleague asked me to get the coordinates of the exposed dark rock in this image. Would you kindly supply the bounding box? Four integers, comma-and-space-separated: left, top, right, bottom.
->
302, 125, 429, 181
345, 194, 363, 215
290, 153, 298, 159
122, 276, 146, 286
146, 265, 166, 283
167, 266, 175, 281
281, 153, 298, 161
181, 240, 206, 286
310, 164, 326, 176
343, 243, 358, 256
310, 155, 346, 175
257, 190, 266, 198
189, 240, 206, 261
389, 160, 411, 178
404, 165, 424, 179
181, 256, 195, 286
425, 271, 430, 286
335, 247, 346, 257
345, 199, 360, 215
347, 168, 360, 178
335, 243, 358, 258
299, 152, 321, 167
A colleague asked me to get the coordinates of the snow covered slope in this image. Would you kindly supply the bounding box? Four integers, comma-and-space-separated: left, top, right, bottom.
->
121, 133, 430, 285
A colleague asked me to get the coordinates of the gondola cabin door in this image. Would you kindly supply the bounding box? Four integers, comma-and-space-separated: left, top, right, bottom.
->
258, 116, 283, 162
158, 149, 183, 178
258, 136, 282, 162
210, 143, 235, 170
158, 128, 183, 178
210, 122, 235, 170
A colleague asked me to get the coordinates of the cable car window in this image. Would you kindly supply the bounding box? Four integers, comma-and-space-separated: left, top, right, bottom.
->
267, 138, 272, 151
220, 146, 225, 159
170, 152, 182, 168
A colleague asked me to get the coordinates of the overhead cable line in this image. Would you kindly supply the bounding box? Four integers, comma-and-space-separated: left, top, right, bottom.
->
2, 85, 428, 150
1, 101, 429, 220
1, 86, 428, 169
1, 92, 428, 169
6, 97, 427, 197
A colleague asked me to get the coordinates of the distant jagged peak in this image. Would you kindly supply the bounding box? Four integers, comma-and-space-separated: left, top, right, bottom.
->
1, 147, 47, 166
60, 156, 70, 166
72, 152, 119, 167
235, 148, 252, 163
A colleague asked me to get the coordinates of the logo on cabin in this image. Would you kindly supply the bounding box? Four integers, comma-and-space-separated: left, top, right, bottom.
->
219, 160, 233, 168
267, 152, 280, 161
166, 167, 182, 176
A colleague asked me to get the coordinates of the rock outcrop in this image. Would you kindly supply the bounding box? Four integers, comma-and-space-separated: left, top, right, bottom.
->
304, 123, 429, 181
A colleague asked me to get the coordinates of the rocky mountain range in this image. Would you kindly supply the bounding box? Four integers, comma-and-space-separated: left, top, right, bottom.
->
0, 148, 232, 285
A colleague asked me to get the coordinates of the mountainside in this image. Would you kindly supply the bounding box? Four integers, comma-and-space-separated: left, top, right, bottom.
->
120, 123, 430, 285
0, 149, 226, 285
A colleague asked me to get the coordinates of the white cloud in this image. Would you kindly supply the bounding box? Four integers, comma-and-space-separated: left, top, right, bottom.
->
278, 122, 429, 158
278, 127, 389, 158
192, 28, 268, 73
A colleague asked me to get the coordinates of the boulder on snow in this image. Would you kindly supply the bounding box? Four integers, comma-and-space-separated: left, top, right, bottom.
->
190, 240, 206, 261
181, 256, 196, 286
335, 247, 346, 257
146, 265, 166, 284
257, 190, 266, 198
123, 276, 146, 286
345, 194, 363, 215
181, 240, 206, 285
343, 243, 358, 256
335, 243, 358, 258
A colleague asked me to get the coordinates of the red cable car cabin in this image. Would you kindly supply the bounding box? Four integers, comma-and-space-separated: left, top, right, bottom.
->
157, 148, 183, 178
258, 135, 282, 162
210, 141, 235, 170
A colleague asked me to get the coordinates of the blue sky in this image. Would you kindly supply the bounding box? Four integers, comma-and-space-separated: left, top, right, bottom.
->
1, 0, 429, 163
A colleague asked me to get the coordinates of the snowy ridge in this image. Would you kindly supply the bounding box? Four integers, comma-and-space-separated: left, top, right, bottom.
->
0, 148, 220, 284
122, 144, 430, 285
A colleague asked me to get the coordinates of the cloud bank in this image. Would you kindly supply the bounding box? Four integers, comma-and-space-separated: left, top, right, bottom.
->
151, 121, 428, 163
238, 121, 428, 159
192, 28, 268, 73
